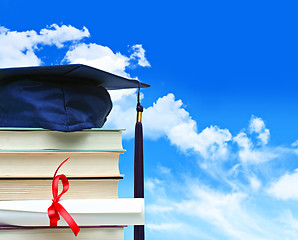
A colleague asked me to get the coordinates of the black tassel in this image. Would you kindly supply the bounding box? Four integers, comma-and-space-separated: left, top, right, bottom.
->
134, 85, 145, 240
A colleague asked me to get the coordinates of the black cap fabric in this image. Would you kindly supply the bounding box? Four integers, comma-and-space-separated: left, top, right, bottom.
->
0, 64, 150, 132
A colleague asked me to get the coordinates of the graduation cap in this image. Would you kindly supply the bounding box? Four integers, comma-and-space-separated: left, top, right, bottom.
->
0, 64, 149, 132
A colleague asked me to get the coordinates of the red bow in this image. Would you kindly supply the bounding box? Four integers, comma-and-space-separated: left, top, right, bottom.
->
48, 158, 80, 236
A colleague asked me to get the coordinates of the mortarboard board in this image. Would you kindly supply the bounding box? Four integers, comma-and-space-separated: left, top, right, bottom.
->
0, 64, 150, 132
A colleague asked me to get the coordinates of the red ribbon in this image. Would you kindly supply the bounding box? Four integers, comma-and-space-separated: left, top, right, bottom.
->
48, 158, 80, 236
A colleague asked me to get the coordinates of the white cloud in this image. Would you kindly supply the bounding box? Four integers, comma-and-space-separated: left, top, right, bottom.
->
190, 126, 231, 160
238, 148, 278, 164
38, 24, 90, 48
249, 175, 262, 191
108, 89, 137, 102
104, 91, 136, 137
63, 43, 150, 78
279, 210, 298, 238
233, 118, 277, 164
292, 140, 298, 147
147, 223, 183, 230
64, 43, 131, 77
147, 219, 214, 240
140, 114, 298, 239
0, 24, 89, 68
234, 131, 252, 149
130, 44, 151, 67
0, 24, 150, 80
267, 169, 298, 200
249, 116, 266, 133
158, 165, 172, 175
145, 178, 163, 193
167, 123, 232, 160
146, 205, 174, 214
146, 175, 283, 240
107, 93, 232, 160
249, 116, 270, 145
144, 93, 195, 140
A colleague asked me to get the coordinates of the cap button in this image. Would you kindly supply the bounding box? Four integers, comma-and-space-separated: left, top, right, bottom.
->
137, 105, 143, 112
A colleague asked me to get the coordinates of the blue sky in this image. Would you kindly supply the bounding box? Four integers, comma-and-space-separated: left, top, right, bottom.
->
1, 1, 298, 239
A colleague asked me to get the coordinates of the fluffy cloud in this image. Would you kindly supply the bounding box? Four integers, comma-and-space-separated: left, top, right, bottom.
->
234, 132, 252, 149
267, 169, 298, 200
248, 175, 262, 191
63, 43, 131, 77
146, 176, 283, 240
63, 43, 150, 77
249, 116, 270, 145
0, 24, 149, 82
143, 111, 298, 239
235, 146, 277, 165
292, 140, 298, 147
130, 44, 151, 67
38, 24, 90, 48
278, 210, 298, 237
233, 116, 277, 164
144, 93, 195, 140
107, 93, 232, 160
0, 24, 89, 68
147, 223, 183, 231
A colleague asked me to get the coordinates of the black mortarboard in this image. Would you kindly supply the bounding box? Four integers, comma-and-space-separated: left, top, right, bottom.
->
0, 64, 150, 132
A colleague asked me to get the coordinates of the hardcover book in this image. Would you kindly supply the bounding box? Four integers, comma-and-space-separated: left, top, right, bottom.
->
0, 226, 124, 240
0, 128, 124, 151
0, 151, 123, 178
0, 178, 122, 200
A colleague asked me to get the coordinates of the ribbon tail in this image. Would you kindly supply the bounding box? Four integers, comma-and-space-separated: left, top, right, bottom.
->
55, 202, 80, 236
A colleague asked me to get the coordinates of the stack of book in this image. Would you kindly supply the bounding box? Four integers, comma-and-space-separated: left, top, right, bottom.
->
0, 128, 139, 240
